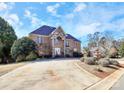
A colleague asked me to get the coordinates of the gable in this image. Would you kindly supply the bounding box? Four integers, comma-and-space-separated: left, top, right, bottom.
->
51, 26, 65, 36
50, 26, 65, 38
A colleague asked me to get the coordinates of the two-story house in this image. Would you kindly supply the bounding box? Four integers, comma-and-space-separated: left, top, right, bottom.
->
29, 25, 81, 57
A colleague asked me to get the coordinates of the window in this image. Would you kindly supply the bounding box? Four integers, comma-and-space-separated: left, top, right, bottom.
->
36, 36, 42, 44
39, 37, 42, 44
54, 38, 59, 44
66, 41, 69, 47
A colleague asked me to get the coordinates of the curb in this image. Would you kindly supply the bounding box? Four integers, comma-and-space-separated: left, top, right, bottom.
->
86, 68, 124, 90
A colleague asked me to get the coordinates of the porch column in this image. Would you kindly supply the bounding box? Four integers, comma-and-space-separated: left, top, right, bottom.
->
52, 38, 55, 57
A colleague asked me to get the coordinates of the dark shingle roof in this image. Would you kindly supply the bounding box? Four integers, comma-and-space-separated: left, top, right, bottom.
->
30, 25, 56, 35
30, 25, 81, 43
66, 34, 81, 43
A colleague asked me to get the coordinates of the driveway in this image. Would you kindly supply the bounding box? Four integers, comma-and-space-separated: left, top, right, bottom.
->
111, 74, 124, 90
0, 59, 100, 90
110, 58, 124, 90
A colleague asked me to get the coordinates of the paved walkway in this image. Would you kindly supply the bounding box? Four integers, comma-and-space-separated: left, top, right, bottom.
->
0, 59, 100, 90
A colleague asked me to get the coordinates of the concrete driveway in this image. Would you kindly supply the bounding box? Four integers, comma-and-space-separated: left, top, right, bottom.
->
110, 58, 124, 90
111, 74, 124, 90
0, 59, 100, 90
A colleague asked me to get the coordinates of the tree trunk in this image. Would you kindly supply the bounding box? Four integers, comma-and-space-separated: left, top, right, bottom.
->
1, 56, 8, 64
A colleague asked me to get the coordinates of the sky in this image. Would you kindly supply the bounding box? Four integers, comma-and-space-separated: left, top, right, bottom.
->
0, 2, 124, 47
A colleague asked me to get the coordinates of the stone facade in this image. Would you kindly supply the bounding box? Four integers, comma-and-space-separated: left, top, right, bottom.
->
29, 25, 81, 57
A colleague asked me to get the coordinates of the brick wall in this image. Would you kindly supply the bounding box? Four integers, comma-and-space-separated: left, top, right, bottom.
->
29, 34, 52, 56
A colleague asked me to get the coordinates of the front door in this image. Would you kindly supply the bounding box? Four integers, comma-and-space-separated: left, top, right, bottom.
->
55, 48, 61, 56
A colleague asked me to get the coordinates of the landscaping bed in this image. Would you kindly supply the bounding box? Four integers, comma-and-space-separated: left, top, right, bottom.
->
77, 61, 119, 79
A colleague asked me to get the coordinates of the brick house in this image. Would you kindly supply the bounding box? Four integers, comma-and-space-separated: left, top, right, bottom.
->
29, 25, 81, 57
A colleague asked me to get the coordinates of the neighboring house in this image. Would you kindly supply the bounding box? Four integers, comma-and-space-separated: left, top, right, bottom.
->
29, 25, 81, 57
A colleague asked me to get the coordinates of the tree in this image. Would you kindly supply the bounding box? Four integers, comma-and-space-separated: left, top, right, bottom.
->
0, 17, 17, 63
109, 46, 118, 58
83, 47, 90, 57
119, 42, 124, 57
87, 32, 101, 48
87, 31, 115, 57
11, 37, 38, 62
93, 32, 101, 47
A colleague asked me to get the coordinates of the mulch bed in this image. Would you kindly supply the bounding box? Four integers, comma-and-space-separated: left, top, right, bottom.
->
77, 62, 121, 79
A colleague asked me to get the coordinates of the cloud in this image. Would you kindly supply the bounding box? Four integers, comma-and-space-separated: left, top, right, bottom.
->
46, 3, 61, 17
2, 13, 22, 29
7, 14, 20, 25
0, 2, 18, 26
74, 3, 87, 12
0, 2, 8, 11
24, 9, 46, 28
0, 2, 15, 11
113, 18, 124, 31
25, 10, 39, 24
64, 3, 87, 21
1, 12, 23, 38
75, 22, 101, 37
65, 13, 74, 20
25, 9, 31, 17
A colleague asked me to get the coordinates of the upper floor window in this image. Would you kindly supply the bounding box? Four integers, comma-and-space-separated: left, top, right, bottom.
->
54, 38, 58, 44
66, 41, 69, 47
54, 36, 62, 44
36, 36, 43, 44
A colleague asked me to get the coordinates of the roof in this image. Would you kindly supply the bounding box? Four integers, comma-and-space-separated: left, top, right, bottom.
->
66, 34, 81, 43
30, 25, 81, 43
30, 25, 56, 35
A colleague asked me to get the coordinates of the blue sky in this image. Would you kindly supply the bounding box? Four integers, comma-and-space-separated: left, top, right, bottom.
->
0, 2, 124, 47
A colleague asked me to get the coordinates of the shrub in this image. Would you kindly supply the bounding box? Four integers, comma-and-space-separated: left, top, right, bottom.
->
109, 59, 119, 66
26, 51, 38, 61
84, 57, 96, 65
11, 37, 38, 62
98, 58, 110, 67
16, 55, 25, 62
80, 57, 84, 62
